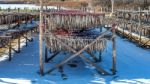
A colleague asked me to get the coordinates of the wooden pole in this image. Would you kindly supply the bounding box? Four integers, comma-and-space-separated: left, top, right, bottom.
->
25, 32, 28, 46
138, 7, 142, 44
112, 24, 116, 75
111, 0, 114, 13
123, 0, 125, 37
123, 9, 125, 37
30, 30, 33, 42
99, 27, 102, 62
130, 22, 133, 40
39, 0, 44, 76
8, 39, 12, 61
18, 37, 21, 53
99, 50, 102, 62
45, 46, 48, 63
8, 18, 12, 61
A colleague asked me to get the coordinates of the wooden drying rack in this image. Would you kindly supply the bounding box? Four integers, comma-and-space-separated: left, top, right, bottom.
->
115, 10, 150, 48
0, 13, 38, 61
39, 11, 117, 76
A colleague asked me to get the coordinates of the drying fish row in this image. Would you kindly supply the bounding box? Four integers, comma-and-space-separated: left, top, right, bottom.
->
116, 11, 150, 23
46, 35, 107, 53
117, 18, 150, 38
0, 13, 36, 25
45, 12, 105, 30
43, 10, 111, 53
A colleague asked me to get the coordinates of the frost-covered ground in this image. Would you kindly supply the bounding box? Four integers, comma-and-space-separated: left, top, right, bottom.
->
0, 35, 150, 84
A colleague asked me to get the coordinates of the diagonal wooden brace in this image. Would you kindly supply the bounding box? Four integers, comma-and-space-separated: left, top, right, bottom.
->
45, 51, 60, 63
45, 46, 60, 63
11, 48, 20, 53
86, 50, 99, 62
141, 39, 150, 47
22, 35, 33, 42
79, 54, 110, 75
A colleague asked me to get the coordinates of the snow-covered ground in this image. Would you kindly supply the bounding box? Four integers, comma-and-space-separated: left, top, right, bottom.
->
0, 34, 150, 84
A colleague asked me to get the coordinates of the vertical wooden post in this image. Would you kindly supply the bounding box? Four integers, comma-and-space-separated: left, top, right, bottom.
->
112, 24, 116, 75
25, 14, 28, 25
8, 8, 10, 12
99, 26, 102, 62
44, 15, 48, 63
130, 23, 133, 39
8, 39, 12, 61
139, 30, 142, 44
18, 37, 21, 53
100, 27, 102, 32
123, 10, 125, 37
101, 7, 103, 13
30, 15, 33, 24
8, 17, 12, 61
45, 46, 48, 63
46, 5, 48, 11
18, 8, 20, 13
138, 7, 142, 44
25, 32, 28, 46
111, 0, 114, 13
99, 50, 102, 62
123, 0, 125, 37
30, 30, 33, 42
39, 0, 44, 76
138, 7, 141, 27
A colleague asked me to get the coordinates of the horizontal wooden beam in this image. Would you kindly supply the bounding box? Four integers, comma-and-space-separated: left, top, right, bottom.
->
0, 36, 12, 38
36, 1, 88, 7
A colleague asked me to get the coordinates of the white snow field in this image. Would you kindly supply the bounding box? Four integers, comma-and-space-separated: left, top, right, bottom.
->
0, 35, 150, 84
